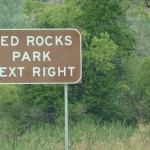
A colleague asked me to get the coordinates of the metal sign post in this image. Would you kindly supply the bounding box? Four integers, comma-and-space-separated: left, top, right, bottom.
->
64, 84, 68, 150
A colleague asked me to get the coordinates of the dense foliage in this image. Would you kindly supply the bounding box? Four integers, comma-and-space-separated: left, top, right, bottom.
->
0, 0, 26, 28
21, 0, 136, 123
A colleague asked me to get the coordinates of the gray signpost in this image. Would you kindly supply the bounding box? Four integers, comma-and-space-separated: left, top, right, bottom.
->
64, 84, 68, 150
0, 29, 81, 150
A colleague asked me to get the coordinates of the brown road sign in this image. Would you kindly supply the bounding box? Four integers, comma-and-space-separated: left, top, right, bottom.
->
0, 29, 82, 84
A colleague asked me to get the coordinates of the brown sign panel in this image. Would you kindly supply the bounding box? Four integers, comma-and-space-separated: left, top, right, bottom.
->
0, 29, 82, 84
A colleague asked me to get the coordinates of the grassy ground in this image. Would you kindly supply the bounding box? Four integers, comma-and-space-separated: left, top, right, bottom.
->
0, 118, 150, 150
0, 85, 150, 150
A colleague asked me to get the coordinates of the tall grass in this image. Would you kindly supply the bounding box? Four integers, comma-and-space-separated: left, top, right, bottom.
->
0, 118, 150, 150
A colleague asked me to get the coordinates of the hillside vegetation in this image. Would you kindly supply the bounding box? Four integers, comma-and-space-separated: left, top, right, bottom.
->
0, 0, 150, 149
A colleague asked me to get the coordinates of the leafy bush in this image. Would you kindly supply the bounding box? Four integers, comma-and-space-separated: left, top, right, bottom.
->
19, 0, 138, 123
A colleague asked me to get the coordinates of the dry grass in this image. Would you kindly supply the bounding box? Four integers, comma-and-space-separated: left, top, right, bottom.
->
70, 123, 150, 150
0, 120, 150, 150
